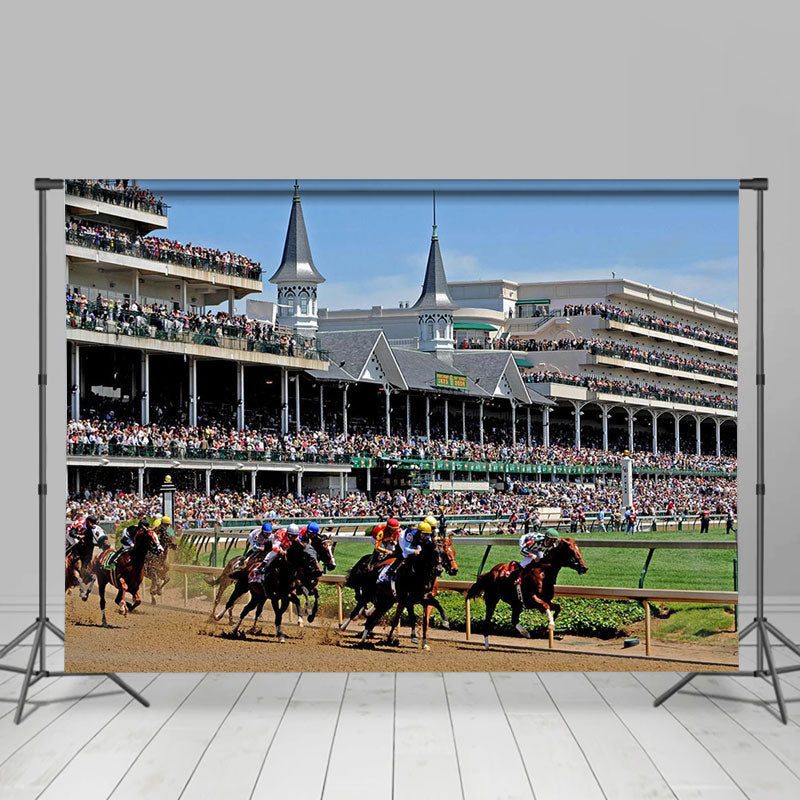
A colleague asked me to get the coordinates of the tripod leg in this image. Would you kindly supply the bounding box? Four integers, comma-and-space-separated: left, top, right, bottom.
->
653, 672, 698, 708
764, 620, 800, 660
106, 673, 150, 707
45, 620, 65, 642
0, 620, 39, 660
738, 618, 757, 642
14, 621, 44, 724
758, 620, 788, 725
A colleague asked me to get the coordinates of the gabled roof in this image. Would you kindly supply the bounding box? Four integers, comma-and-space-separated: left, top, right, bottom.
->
269, 183, 325, 285
315, 330, 407, 389
411, 226, 456, 310
450, 350, 555, 406
391, 348, 490, 398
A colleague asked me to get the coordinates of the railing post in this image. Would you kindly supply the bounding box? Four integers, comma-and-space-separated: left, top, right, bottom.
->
183, 572, 188, 607
644, 600, 652, 655
465, 594, 471, 641
336, 584, 343, 627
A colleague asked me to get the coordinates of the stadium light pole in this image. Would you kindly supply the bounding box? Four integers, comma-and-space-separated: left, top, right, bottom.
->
0, 180, 149, 724
654, 178, 800, 724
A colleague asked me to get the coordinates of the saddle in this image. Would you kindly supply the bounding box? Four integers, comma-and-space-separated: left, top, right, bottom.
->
503, 561, 521, 579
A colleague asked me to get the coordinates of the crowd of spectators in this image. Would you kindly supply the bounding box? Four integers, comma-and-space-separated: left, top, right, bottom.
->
525, 371, 737, 410
65, 292, 310, 357
66, 179, 167, 216
509, 337, 737, 380
560, 302, 738, 349
66, 473, 736, 528
67, 418, 737, 473
65, 218, 262, 280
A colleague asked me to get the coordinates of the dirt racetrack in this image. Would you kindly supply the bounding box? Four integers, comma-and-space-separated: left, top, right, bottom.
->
64, 588, 737, 673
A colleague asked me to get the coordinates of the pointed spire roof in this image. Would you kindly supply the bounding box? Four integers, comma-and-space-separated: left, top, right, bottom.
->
269, 181, 325, 285
412, 194, 456, 310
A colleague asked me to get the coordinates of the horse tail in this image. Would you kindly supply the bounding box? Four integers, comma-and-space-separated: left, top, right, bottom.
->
205, 574, 223, 587
467, 571, 494, 600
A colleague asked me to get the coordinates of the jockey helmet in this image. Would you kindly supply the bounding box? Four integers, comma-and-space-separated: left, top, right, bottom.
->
261, 521, 273, 534
307, 521, 320, 535
417, 521, 432, 535
86, 515, 97, 527
387, 517, 400, 531
160, 515, 171, 526
424, 515, 439, 529
287, 523, 300, 538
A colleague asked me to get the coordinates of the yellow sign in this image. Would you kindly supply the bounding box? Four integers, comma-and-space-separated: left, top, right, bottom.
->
435, 372, 468, 390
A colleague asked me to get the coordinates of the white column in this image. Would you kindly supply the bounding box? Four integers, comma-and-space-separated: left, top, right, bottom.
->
674, 412, 682, 454
651, 410, 659, 454
297, 469, 303, 496
444, 398, 449, 440
342, 384, 349, 436
695, 415, 702, 455
385, 386, 391, 436
340, 472, 346, 497
137, 467, 144, 498
479, 401, 484, 446
462, 400, 467, 441
294, 374, 300, 433
140, 351, 150, 424
205, 468, 212, 496
715, 418, 722, 457
601, 405, 609, 451
319, 384, 325, 432
542, 406, 550, 447
181, 280, 188, 311
70, 342, 81, 420
406, 394, 411, 439
133, 268, 140, 302
228, 288, 235, 316
366, 466, 371, 494
250, 469, 257, 495
526, 407, 531, 446
280, 369, 289, 434
236, 362, 245, 430
425, 396, 431, 440
627, 408, 635, 452
511, 400, 517, 446
573, 401, 585, 450
188, 357, 197, 426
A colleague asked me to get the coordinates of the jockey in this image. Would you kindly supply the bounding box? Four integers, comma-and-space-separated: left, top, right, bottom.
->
513, 528, 549, 603
105, 519, 146, 570
152, 514, 174, 542
381, 520, 431, 592
65, 515, 109, 553
244, 521, 272, 559
370, 517, 401, 561
256, 525, 292, 578
423, 515, 440, 537
298, 520, 320, 542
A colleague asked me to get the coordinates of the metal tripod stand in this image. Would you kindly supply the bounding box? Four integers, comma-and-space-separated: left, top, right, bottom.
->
654, 178, 800, 724
0, 179, 149, 724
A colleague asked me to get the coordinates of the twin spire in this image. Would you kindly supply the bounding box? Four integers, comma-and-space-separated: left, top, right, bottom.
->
412, 189, 456, 310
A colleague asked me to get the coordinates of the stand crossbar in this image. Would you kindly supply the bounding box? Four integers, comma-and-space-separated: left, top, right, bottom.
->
0, 180, 148, 724
654, 178, 800, 724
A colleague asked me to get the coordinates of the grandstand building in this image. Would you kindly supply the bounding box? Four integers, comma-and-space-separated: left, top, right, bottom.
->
65, 181, 736, 505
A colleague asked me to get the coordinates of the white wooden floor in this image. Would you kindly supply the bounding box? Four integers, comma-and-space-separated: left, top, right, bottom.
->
1, 634, 800, 798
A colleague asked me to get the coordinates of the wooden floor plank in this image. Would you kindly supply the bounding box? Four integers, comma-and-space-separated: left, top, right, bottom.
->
586, 672, 747, 799
38, 673, 205, 800
491, 672, 605, 800
394, 672, 463, 800
107, 672, 252, 799
636, 671, 800, 800
322, 673, 395, 800
0, 673, 156, 799
179, 672, 299, 799
539, 672, 676, 799
445, 673, 533, 800
251, 673, 348, 800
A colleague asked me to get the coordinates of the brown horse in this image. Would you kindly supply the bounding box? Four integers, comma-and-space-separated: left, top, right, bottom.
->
65, 531, 98, 601
466, 537, 588, 650
91, 528, 164, 626
144, 528, 178, 604
424, 532, 459, 629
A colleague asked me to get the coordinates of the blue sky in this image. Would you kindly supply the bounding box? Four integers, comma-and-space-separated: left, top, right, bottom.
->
143, 180, 739, 312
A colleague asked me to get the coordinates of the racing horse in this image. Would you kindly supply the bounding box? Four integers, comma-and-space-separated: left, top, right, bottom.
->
466, 536, 588, 650
288, 530, 336, 626
65, 527, 104, 601
358, 535, 443, 649
91, 527, 164, 626
144, 527, 177, 604
229, 539, 322, 642
424, 531, 459, 630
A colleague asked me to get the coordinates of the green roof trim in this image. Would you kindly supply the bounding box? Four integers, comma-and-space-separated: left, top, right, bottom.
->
514, 356, 535, 368
515, 298, 550, 305
453, 322, 497, 331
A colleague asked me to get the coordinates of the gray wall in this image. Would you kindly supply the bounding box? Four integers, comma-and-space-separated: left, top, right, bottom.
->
1, 2, 798, 622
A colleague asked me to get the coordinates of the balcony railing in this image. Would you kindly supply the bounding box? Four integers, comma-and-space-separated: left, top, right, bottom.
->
65, 180, 169, 216
66, 304, 329, 363
65, 229, 263, 281
67, 442, 350, 464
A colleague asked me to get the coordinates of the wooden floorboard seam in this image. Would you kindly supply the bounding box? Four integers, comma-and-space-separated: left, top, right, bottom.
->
441, 673, 467, 800
319, 672, 350, 800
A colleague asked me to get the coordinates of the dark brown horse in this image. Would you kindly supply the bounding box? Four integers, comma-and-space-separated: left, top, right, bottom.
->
424, 532, 459, 629
288, 532, 336, 625
91, 528, 163, 626
65, 531, 99, 601
466, 537, 588, 650
144, 528, 177, 604
228, 540, 322, 642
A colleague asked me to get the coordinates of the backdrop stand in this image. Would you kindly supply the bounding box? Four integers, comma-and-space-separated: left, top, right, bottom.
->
654, 178, 800, 725
0, 179, 149, 724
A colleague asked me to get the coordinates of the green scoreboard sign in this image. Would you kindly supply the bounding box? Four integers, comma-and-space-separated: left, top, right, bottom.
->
435, 372, 468, 390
